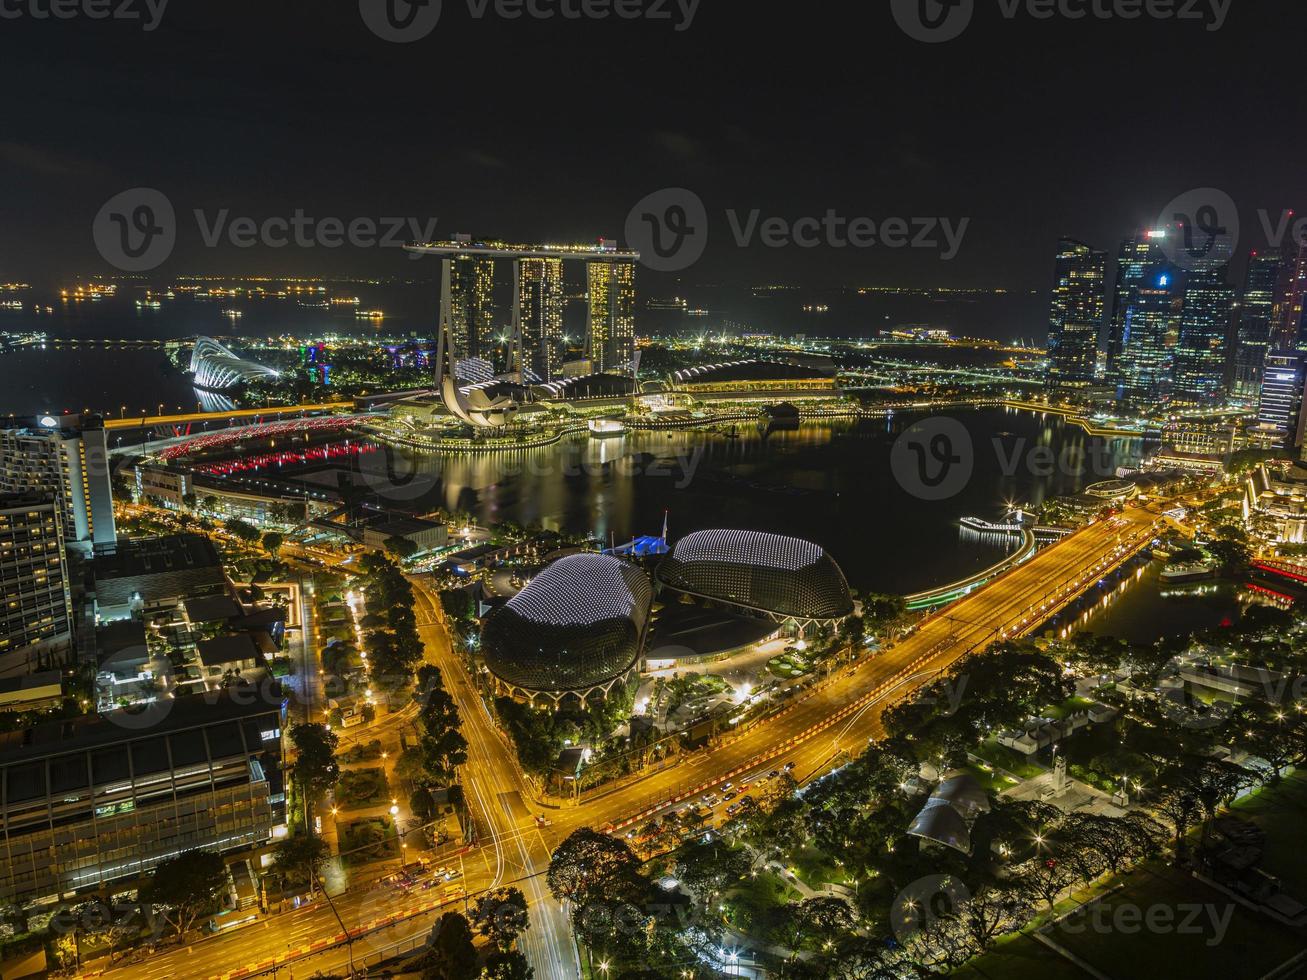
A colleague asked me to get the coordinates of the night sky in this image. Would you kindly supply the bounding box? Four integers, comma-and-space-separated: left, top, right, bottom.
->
2, 0, 1302, 291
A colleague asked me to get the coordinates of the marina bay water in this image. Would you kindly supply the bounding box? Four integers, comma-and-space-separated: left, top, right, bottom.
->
352, 407, 1148, 595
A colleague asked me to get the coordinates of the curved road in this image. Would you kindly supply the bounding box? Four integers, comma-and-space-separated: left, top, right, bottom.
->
99, 509, 1158, 980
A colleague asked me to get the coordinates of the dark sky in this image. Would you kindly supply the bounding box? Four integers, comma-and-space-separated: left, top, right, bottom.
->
1, 0, 1302, 290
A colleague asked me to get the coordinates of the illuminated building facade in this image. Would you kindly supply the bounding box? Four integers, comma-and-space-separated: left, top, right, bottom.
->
518, 257, 565, 383
0, 694, 286, 910
481, 553, 652, 710
1272, 242, 1307, 352
1235, 249, 1286, 400
0, 415, 116, 553
1256, 351, 1305, 448
1045, 239, 1106, 391
655, 529, 854, 629
586, 261, 636, 373
449, 254, 496, 366
0, 495, 72, 677
1107, 232, 1168, 387
1117, 272, 1182, 406
1171, 262, 1235, 407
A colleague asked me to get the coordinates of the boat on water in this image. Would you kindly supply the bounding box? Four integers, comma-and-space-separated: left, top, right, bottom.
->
1160, 560, 1217, 583
588, 419, 626, 439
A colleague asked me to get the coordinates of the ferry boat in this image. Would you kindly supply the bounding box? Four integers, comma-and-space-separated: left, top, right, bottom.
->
588, 419, 626, 439
1160, 560, 1217, 583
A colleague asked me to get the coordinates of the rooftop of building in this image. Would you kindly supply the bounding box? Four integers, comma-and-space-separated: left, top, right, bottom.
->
184, 595, 243, 623
0, 671, 63, 697
93, 533, 223, 581
196, 633, 264, 667
0, 690, 283, 766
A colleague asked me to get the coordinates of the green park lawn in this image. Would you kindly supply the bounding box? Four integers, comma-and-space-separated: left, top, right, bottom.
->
1045, 861, 1303, 980
1228, 767, 1307, 894
972, 738, 1046, 780
953, 930, 1082, 980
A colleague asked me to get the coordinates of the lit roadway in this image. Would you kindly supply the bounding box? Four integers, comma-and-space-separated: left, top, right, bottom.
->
97, 509, 1159, 980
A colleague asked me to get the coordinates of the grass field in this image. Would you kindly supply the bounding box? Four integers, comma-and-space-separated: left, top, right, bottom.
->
1228, 768, 1307, 895
1045, 862, 1303, 980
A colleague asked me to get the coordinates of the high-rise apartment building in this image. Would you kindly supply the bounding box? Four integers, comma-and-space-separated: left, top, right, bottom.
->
586, 261, 636, 373
0, 495, 73, 677
517, 257, 564, 383
1045, 239, 1107, 391
1234, 249, 1286, 400
1171, 262, 1235, 407
0, 415, 115, 553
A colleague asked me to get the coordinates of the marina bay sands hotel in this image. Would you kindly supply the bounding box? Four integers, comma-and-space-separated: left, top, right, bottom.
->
406, 238, 638, 386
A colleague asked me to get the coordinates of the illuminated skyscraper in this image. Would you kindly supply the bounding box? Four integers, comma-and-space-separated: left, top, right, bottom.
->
1107, 231, 1169, 386
0, 415, 115, 553
1233, 249, 1285, 400
1257, 350, 1306, 447
1045, 239, 1106, 391
0, 494, 73, 677
517, 257, 564, 383
449, 254, 496, 363
1118, 270, 1182, 406
586, 261, 636, 373
1272, 242, 1307, 352
1171, 261, 1235, 407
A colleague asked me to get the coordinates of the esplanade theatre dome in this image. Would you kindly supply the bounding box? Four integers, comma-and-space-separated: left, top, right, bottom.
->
655, 529, 853, 624
482, 553, 652, 708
